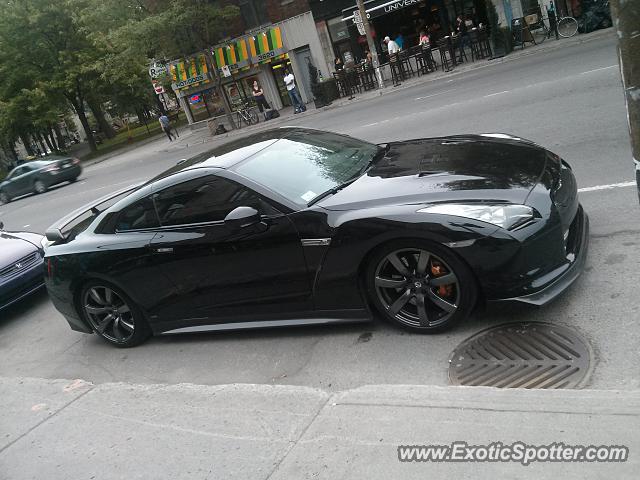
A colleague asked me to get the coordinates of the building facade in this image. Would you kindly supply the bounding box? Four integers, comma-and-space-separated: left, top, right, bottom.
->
161, 0, 331, 124
309, 0, 580, 71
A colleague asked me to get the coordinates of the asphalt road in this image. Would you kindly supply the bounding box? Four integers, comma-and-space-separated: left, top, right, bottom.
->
1, 33, 638, 392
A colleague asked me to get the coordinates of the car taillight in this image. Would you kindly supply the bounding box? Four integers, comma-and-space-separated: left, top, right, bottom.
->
72, 158, 80, 165
43, 165, 59, 173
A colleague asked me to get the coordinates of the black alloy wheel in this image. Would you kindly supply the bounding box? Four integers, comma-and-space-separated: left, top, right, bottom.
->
366, 241, 477, 332
34, 179, 47, 194
80, 283, 151, 347
0, 191, 9, 204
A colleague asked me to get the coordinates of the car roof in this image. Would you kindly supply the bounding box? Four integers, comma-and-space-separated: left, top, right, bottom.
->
146, 127, 314, 184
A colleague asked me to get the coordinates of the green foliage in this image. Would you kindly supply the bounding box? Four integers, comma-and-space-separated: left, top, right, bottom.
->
0, 0, 239, 154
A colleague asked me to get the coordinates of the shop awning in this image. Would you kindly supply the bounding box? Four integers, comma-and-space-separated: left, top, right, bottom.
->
169, 54, 211, 91
247, 26, 286, 64
342, 0, 422, 22
213, 39, 250, 74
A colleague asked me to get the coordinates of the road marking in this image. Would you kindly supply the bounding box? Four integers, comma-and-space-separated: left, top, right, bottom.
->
415, 89, 457, 100
580, 65, 617, 75
22, 224, 30, 228
362, 122, 379, 127
484, 90, 509, 97
578, 181, 636, 193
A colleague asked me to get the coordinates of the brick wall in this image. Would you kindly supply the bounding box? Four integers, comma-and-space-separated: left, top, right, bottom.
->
265, 0, 311, 23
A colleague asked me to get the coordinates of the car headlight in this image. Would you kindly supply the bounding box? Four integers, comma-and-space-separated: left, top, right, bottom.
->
417, 204, 535, 230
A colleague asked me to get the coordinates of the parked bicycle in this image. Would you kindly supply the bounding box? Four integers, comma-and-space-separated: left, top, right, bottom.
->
526, 11, 579, 44
235, 101, 259, 128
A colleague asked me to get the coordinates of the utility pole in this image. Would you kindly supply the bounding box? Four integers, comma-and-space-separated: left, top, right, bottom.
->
609, 0, 640, 202
355, 0, 384, 89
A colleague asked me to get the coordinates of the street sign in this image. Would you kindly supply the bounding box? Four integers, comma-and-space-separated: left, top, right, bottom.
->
353, 10, 366, 35
152, 79, 165, 95
149, 62, 167, 79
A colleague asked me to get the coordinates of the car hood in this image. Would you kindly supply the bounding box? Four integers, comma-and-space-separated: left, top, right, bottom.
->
0, 232, 40, 264
318, 135, 548, 211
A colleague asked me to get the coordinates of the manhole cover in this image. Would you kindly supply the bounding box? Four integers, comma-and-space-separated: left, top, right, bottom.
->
448, 323, 591, 389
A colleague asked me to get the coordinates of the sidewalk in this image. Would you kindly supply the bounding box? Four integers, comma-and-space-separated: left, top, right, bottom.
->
80, 28, 615, 169
1, 376, 637, 479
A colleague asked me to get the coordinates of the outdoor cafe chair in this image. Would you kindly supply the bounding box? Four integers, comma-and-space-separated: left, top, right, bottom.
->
477, 28, 492, 58
356, 63, 377, 90
415, 45, 437, 75
468, 29, 483, 60
399, 49, 415, 77
389, 53, 405, 86
436, 38, 456, 72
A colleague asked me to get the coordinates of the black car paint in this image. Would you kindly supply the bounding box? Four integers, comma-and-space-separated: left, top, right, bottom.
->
0, 230, 45, 310
0, 157, 81, 201
43, 128, 588, 336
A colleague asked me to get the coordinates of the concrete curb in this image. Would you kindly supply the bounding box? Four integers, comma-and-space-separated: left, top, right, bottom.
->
1, 375, 638, 479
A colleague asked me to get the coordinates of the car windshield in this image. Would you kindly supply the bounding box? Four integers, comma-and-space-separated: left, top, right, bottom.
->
234, 130, 380, 206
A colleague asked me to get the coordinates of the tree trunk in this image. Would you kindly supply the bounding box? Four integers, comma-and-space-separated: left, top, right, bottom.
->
52, 123, 65, 150
609, 0, 640, 202
42, 131, 55, 152
37, 133, 48, 154
68, 95, 97, 152
19, 133, 34, 156
87, 97, 116, 139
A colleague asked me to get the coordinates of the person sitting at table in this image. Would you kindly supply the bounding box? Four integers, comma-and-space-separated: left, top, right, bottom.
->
334, 56, 344, 71
419, 30, 430, 46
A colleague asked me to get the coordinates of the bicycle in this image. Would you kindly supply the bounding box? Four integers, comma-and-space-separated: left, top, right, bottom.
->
526, 11, 579, 45
235, 101, 259, 128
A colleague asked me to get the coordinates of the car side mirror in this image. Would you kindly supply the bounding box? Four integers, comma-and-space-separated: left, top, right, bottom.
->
224, 206, 261, 229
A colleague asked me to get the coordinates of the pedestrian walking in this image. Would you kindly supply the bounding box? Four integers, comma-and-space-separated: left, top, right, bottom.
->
283, 69, 306, 114
158, 113, 176, 141
251, 80, 271, 119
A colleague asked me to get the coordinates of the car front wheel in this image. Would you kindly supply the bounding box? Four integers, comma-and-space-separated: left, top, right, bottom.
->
366, 240, 477, 333
34, 180, 47, 194
79, 282, 152, 347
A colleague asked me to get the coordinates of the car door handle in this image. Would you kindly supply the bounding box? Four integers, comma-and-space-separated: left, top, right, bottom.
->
153, 247, 173, 254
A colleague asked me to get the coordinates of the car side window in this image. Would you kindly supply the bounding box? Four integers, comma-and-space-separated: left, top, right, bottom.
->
152, 175, 276, 227
115, 196, 160, 231
8, 167, 23, 179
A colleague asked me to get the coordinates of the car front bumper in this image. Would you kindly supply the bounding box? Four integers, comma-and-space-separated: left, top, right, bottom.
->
0, 260, 46, 310
494, 204, 589, 306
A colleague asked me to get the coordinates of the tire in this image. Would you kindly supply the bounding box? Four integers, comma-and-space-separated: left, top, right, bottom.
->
0, 191, 10, 204
365, 240, 477, 333
557, 17, 579, 38
33, 179, 47, 194
78, 281, 152, 347
249, 110, 259, 125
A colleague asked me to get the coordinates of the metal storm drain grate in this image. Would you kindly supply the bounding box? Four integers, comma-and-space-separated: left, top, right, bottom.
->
448, 323, 591, 389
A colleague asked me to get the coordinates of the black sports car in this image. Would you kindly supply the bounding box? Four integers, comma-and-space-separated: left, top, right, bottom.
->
44, 128, 588, 347
0, 222, 46, 310
0, 156, 82, 204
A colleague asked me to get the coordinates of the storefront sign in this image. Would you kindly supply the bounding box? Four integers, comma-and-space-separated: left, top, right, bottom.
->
248, 26, 286, 64
353, 10, 366, 35
169, 54, 211, 91
343, 0, 421, 23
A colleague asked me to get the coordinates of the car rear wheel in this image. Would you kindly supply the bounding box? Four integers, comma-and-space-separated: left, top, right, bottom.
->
0, 191, 10, 204
79, 282, 151, 347
366, 240, 477, 333
33, 180, 47, 194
